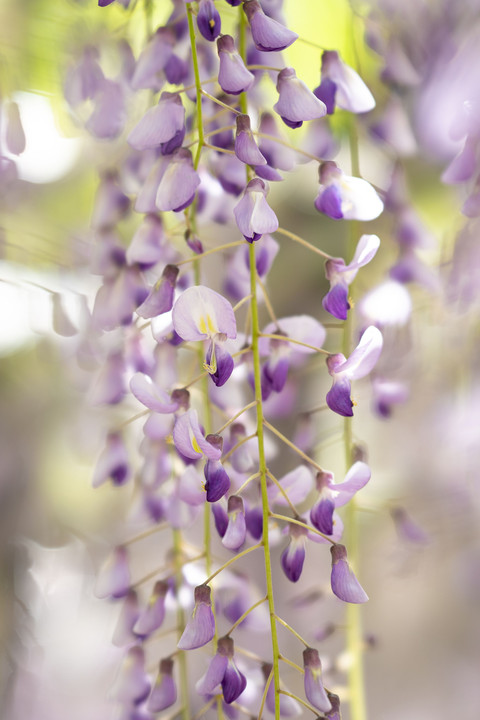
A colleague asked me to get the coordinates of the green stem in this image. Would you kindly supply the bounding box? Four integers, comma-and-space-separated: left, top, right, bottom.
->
186, 4, 204, 171
249, 242, 281, 720
173, 529, 190, 720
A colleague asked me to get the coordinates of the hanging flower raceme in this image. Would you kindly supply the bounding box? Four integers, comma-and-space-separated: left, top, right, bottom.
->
314, 50, 376, 114
314, 161, 384, 221
323, 234, 381, 320
274, 67, 327, 129
303, 647, 332, 713
243, 0, 298, 52
196, 635, 247, 704
177, 584, 216, 650
233, 177, 279, 242
217, 35, 255, 95
326, 325, 383, 417
127, 92, 185, 153
172, 285, 237, 383
310, 462, 371, 535
330, 544, 368, 603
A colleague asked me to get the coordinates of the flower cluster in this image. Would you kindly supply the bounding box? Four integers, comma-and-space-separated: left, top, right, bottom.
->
66, 2, 394, 719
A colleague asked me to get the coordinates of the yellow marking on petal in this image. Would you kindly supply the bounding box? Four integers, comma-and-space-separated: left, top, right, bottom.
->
207, 314, 217, 335
209, 19, 215, 28
191, 435, 202, 455
198, 316, 207, 334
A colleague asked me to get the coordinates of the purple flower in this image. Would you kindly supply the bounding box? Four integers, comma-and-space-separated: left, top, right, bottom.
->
235, 114, 267, 166
205, 341, 235, 387
281, 523, 308, 582
64, 46, 104, 109
330, 544, 368, 603
155, 148, 201, 213
274, 68, 326, 129
113, 589, 140, 647
217, 35, 255, 95
243, 1, 298, 52
172, 285, 237, 342
173, 409, 223, 461
127, 92, 185, 152
131, 27, 175, 91
92, 432, 130, 488
136, 264, 179, 319
204, 456, 231, 502
310, 462, 371, 535
303, 648, 331, 713
177, 584, 216, 650
326, 326, 383, 417
197, 0, 221, 42
315, 50, 375, 114
112, 646, 151, 706
323, 234, 381, 320
315, 161, 384, 221
134, 580, 168, 637
147, 658, 177, 712
233, 177, 278, 242
196, 635, 247, 704
86, 78, 126, 140
222, 495, 247, 551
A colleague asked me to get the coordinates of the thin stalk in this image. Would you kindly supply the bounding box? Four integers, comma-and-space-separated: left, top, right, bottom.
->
215, 400, 258, 434
235, 470, 262, 496
266, 470, 299, 516
186, 5, 204, 171
278, 690, 318, 715
249, 242, 281, 720
269, 513, 334, 544
259, 333, 330, 355
177, 240, 244, 265
275, 615, 309, 647
226, 595, 268, 636
275, 227, 333, 259
201, 89, 242, 115
258, 669, 273, 720
203, 543, 262, 585
279, 655, 304, 674
221, 432, 257, 463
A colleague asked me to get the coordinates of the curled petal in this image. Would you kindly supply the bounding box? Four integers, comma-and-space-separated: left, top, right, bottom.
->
129, 373, 182, 413
243, 0, 298, 52
222, 661, 247, 704
205, 459, 231, 502
112, 646, 151, 705
326, 375, 353, 417
196, 653, 228, 695
333, 461, 371, 507
323, 283, 350, 320
134, 580, 168, 637
321, 50, 375, 114
334, 326, 383, 380
281, 535, 306, 582
173, 409, 222, 461
233, 177, 278, 242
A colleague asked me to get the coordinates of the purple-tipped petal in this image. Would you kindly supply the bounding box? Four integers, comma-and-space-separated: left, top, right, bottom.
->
206, 342, 235, 387
177, 585, 216, 650
323, 283, 350, 320
92, 432, 130, 488
131, 27, 175, 91
274, 68, 326, 127
212, 502, 229, 538
222, 495, 247, 550
128, 92, 185, 151
217, 35, 255, 95
326, 375, 353, 417
243, 1, 298, 52
205, 459, 231, 502
147, 658, 177, 712
315, 183, 344, 219
197, 0, 221, 41
222, 660, 247, 704
330, 544, 368, 603
245, 505, 263, 539
196, 653, 229, 695
173, 409, 223, 461
172, 285, 237, 342
303, 648, 331, 713
310, 497, 336, 535
281, 529, 307, 583
136, 264, 179, 319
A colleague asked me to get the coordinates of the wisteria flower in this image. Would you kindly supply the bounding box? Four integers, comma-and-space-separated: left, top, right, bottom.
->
243, 0, 298, 52
303, 647, 331, 712
217, 35, 254, 95
147, 658, 177, 712
274, 67, 327, 129
172, 409, 222, 461
127, 92, 185, 152
281, 523, 308, 583
315, 50, 375, 114
197, 0, 221, 42
323, 234, 381, 320
310, 462, 371, 535
330, 544, 368, 603
177, 584, 215, 650
233, 177, 279, 242
326, 326, 383, 416
315, 161, 384, 221
196, 635, 247, 704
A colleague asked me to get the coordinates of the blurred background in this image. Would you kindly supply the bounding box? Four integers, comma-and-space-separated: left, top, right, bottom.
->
1, 0, 480, 718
